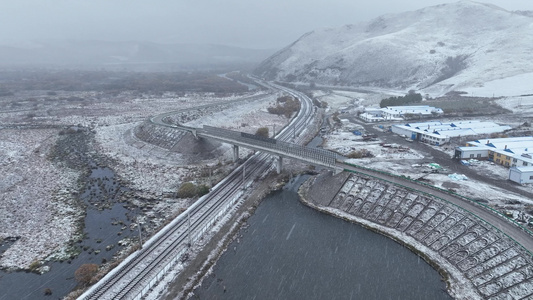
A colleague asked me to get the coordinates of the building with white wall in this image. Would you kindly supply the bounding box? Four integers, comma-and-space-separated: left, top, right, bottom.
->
509, 166, 533, 184
391, 120, 511, 146
455, 137, 533, 167
359, 105, 443, 122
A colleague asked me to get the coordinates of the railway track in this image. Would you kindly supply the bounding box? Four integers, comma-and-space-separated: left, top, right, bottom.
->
79, 81, 317, 299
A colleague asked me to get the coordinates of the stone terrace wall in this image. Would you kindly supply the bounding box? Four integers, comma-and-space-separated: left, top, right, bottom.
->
133, 121, 187, 150
304, 172, 533, 300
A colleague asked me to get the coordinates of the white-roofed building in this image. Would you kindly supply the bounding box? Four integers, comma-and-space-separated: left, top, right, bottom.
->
391, 120, 511, 146
359, 105, 443, 122
509, 166, 533, 184
455, 136, 533, 167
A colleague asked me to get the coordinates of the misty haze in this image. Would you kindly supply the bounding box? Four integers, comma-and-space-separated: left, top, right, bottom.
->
1, 1, 533, 300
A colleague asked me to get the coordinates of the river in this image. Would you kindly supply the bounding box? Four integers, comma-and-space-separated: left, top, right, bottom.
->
192, 175, 452, 299
0, 152, 138, 300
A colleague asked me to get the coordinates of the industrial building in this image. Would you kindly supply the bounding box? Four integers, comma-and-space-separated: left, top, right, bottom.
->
359, 105, 443, 122
454, 137, 533, 185
391, 120, 511, 146
454, 137, 533, 167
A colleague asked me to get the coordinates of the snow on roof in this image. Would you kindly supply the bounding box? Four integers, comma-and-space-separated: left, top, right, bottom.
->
511, 166, 533, 173
394, 120, 509, 138
405, 121, 443, 127
466, 137, 533, 162
472, 137, 533, 145
382, 105, 442, 114
456, 146, 489, 152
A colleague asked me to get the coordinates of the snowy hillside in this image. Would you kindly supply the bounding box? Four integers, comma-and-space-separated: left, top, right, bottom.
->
254, 1, 533, 96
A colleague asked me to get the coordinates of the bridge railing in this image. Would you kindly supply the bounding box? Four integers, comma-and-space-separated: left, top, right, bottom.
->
201, 125, 336, 167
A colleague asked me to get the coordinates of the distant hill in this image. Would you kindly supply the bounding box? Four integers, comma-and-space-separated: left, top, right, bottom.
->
0, 40, 275, 71
254, 1, 533, 96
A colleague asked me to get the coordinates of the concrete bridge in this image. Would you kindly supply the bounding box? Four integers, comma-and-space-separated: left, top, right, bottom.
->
148, 116, 342, 174
198, 125, 340, 173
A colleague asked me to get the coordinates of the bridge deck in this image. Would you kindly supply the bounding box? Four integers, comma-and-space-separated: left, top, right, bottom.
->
199, 125, 338, 168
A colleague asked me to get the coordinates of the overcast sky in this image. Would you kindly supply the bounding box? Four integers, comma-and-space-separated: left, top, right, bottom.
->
1, 0, 532, 49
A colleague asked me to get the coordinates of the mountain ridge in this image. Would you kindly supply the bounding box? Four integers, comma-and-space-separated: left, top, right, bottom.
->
254, 1, 533, 95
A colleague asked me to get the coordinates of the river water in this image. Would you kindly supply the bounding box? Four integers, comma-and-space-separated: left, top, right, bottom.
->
0, 164, 138, 300
192, 176, 452, 299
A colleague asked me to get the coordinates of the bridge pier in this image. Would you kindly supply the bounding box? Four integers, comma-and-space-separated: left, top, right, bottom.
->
276, 156, 283, 174
233, 145, 239, 162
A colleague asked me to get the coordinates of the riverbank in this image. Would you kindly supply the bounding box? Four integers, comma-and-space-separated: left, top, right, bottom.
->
298, 171, 479, 300
152, 170, 290, 299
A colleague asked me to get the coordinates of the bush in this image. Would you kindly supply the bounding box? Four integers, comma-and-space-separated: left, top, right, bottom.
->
177, 182, 197, 198
347, 149, 373, 159
197, 184, 210, 196
379, 91, 422, 108
75, 264, 99, 286
255, 127, 269, 138
267, 96, 301, 118
28, 260, 41, 272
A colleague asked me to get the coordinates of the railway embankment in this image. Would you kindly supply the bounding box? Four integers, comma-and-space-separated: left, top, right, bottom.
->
299, 171, 533, 300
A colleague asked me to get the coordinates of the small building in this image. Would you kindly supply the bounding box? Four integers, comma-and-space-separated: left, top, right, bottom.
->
359, 105, 443, 122
454, 146, 489, 160
359, 108, 385, 122
509, 166, 533, 184
461, 137, 533, 167
381, 106, 443, 119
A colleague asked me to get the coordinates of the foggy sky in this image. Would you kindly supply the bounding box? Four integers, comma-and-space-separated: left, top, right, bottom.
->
2, 0, 532, 49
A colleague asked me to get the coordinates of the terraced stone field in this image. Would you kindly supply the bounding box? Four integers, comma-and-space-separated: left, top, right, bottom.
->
305, 173, 533, 299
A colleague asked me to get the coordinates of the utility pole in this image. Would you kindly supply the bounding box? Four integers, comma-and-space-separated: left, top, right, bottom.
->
187, 212, 191, 247
209, 167, 212, 188
138, 221, 142, 249
242, 165, 246, 190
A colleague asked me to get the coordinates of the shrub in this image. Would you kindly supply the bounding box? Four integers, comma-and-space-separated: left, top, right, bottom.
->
197, 184, 210, 196
379, 91, 422, 108
347, 149, 373, 159
267, 96, 301, 118
255, 127, 269, 138
29, 260, 41, 272
177, 182, 197, 198
75, 264, 99, 286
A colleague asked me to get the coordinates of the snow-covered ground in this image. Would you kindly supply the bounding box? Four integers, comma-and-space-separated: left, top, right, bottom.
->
184, 93, 288, 136
0, 89, 289, 271
0, 129, 81, 269
257, 2, 533, 98
495, 94, 533, 115
321, 109, 533, 224
2, 73, 532, 300
461, 72, 533, 98
326, 130, 424, 160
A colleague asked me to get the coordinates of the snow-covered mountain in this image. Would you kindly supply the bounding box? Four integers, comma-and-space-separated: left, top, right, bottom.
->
254, 1, 533, 96
0, 40, 274, 71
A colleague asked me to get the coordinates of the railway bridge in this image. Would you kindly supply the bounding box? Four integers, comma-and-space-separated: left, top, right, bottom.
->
148, 114, 342, 174
198, 125, 340, 173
